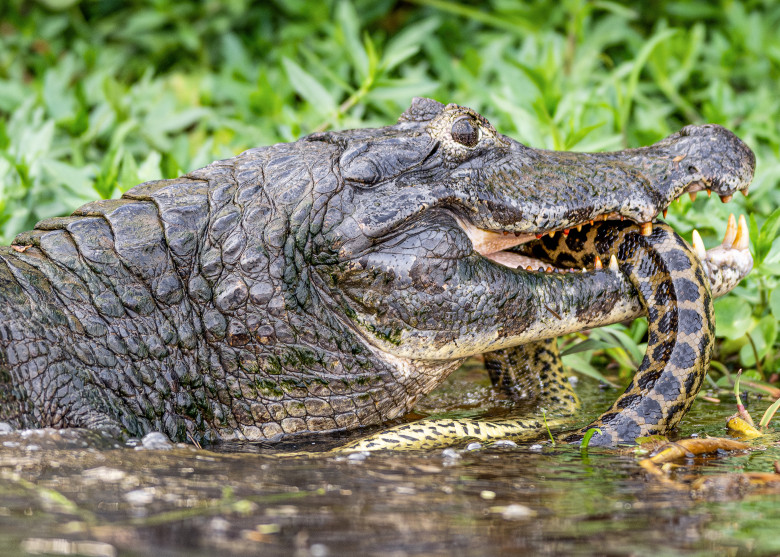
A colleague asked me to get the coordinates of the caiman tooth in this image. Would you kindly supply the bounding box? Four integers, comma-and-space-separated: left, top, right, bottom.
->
548, 230, 556, 238
594, 255, 603, 270
546, 266, 553, 272
720, 194, 733, 203
742, 188, 749, 197
608, 254, 619, 272
640, 222, 653, 236
722, 213, 737, 248
734, 214, 749, 250
563, 228, 570, 235
576, 224, 582, 232
707, 188, 712, 197
526, 266, 534, 271
689, 192, 698, 202
691, 229, 706, 260
514, 231, 522, 237
663, 209, 668, 219
535, 234, 544, 239
581, 267, 587, 273
589, 220, 594, 226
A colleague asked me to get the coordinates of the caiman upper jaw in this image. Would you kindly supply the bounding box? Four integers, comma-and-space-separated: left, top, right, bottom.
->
641, 124, 755, 211
460, 123, 755, 241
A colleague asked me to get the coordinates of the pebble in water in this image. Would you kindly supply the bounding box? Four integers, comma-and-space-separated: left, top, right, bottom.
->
492, 440, 518, 448
347, 451, 370, 462
124, 488, 156, 506
500, 504, 536, 520
135, 432, 173, 451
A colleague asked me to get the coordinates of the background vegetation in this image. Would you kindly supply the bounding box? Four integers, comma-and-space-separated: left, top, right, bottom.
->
1, 0, 778, 392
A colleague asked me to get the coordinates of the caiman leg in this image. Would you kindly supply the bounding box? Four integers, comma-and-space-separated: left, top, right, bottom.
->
484, 340, 578, 414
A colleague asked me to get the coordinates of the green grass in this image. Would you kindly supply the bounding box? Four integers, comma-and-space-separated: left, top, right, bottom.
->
0, 0, 779, 384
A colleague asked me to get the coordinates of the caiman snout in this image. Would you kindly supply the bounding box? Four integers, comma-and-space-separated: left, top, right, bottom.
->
660, 124, 756, 199
593, 122, 756, 222
469, 121, 757, 238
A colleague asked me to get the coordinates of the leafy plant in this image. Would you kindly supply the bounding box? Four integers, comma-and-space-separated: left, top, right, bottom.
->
0, 0, 778, 389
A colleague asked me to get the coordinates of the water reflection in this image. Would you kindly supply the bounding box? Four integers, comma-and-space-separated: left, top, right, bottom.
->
0, 367, 778, 556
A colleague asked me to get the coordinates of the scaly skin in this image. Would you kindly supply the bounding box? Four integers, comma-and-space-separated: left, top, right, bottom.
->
0, 98, 756, 447
532, 223, 715, 445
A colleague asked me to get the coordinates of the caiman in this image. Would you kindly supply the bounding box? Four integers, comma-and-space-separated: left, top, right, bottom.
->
0, 97, 755, 449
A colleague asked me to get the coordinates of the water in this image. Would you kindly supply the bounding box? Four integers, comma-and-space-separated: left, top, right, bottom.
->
0, 364, 778, 557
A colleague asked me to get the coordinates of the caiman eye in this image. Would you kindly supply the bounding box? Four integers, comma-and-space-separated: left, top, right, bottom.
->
451, 117, 480, 147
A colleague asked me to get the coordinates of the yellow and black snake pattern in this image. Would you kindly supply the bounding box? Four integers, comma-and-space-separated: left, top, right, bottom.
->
544, 222, 714, 445
484, 339, 579, 416
337, 221, 714, 451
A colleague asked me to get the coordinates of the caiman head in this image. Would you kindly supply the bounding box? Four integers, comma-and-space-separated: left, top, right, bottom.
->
312, 97, 755, 363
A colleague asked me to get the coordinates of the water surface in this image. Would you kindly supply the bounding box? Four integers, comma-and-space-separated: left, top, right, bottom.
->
1, 364, 778, 557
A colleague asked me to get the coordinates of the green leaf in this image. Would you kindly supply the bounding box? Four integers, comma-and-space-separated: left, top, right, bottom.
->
0, 80, 26, 112
770, 288, 780, 322
720, 305, 756, 349
596, 327, 644, 365
580, 428, 602, 450
221, 33, 253, 80
506, 59, 550, 97
756, 208, 780, 264
407, 0, 535, 35
564, 122, 605, 150
282, 57, 337, 117
137, 151, 163, 184
40, 159, 95, 196
749, 213, 761, 263
42, 63, 76, 123
759, 261, 780, 275
382, 18, 441, 72
35, 0, 79, 9
336, 0, 369, 81
739, 316, 777, 367
714, 296, 753, 340
369, 79, 439, 101
118, 151, 140, 191
618, 28, 678, 134
561, 352, 619, 388
561, 338, 616, 356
